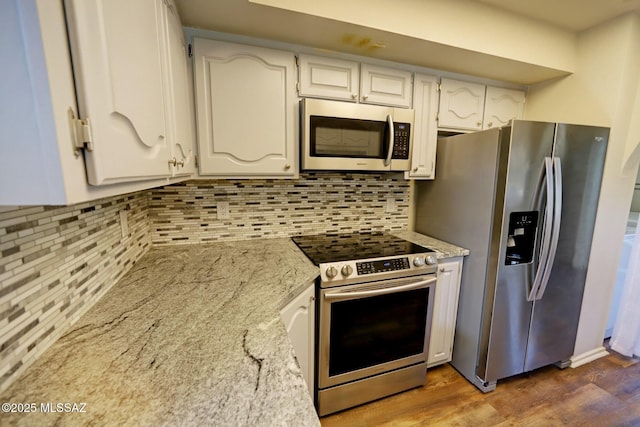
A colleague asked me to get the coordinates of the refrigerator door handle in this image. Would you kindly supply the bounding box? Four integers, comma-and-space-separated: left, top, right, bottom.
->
528, 157, 554, 302
535, 157, 563, 300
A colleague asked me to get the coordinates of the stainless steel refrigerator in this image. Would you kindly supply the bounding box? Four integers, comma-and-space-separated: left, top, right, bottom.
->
414, 121, 608, 391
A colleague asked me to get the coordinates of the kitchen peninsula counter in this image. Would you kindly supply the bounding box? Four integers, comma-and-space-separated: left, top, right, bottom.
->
0, 232, 468, 426
0, 239, 320, 426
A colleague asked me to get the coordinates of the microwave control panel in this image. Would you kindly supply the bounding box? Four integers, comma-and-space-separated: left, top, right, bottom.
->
391, 123, 411, 159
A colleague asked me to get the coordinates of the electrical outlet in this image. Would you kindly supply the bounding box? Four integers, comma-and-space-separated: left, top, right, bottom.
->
119, 210, 128, 237
386, 197, 396, 213
217, 201, 230, 220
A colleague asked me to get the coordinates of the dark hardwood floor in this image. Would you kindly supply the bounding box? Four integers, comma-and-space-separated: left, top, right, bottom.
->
320, 347, 640, 426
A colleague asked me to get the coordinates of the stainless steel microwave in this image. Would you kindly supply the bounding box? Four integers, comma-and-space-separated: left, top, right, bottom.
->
301, 99, 414, 172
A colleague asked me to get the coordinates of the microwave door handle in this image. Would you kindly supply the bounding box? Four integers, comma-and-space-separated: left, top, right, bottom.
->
384, 114, 394, 167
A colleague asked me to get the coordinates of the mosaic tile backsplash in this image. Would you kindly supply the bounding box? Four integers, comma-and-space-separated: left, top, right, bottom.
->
0, 192, 150, 393
0, 173, 410, 392
149, 173, 411, 245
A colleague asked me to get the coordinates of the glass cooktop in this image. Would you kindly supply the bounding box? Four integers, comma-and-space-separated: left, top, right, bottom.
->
291, 231, 433, 265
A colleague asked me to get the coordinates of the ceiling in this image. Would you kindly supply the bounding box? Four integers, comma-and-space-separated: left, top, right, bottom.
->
474, 0, 640, 32
175, 0, 640, 85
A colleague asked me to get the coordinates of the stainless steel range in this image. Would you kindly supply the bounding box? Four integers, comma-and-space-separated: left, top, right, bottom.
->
292, 232, 438, 416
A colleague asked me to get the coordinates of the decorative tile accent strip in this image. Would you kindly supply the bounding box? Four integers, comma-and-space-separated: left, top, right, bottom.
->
148, 173, 411, 245
0, 192, 150, 393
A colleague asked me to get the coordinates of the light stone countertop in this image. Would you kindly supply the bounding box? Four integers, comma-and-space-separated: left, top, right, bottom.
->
0, 238, 321, 427
0, 232, 467, 426
392, 231, 470, 258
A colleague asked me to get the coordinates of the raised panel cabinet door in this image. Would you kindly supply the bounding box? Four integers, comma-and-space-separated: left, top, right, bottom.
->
194, 39, 297, 177
280, 283, 315, 397
360, 64, 412, 108
298, 54, 359, 102
483, 86, 526, 129
428, 259, 463, 367
164, 0, 196, 177
406, 73, 439, 180
438, 78, 486, 131
65, 0, 172, 185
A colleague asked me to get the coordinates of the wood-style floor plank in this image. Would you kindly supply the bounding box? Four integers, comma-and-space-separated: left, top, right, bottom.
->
320, 349, 640, 426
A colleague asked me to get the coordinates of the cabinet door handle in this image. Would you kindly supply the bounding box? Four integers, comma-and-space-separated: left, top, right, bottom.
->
168, 157, 177, 167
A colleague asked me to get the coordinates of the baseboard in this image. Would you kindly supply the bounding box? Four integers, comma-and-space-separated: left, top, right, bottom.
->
569, 346, 610, 368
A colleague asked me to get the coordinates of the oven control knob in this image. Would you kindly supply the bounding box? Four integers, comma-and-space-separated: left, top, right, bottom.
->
341, 265, 353, 276
413, 256, 425, 267
426, 255, 437, 266
326, 266, 338, 279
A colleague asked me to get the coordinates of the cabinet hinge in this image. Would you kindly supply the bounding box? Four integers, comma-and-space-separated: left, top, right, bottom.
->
194, 155, 198, 168
68, 108, 94, 155
296, 81, 300, 94
294, 54, 299, 67
436, 82, 441, 92
188, 43, 193, 58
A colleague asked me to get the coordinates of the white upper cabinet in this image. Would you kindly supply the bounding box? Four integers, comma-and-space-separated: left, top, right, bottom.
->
406, 73, 439, 180
163, 2, 197, 178
66, 0, 194, 185
298, 55, 412, 108
298, 54, 359, 102
438, 78, 486, 131
194, 39, 298, 177
1, 0, 193, 205
483, 86, 526, 130
360, 64, 413, 108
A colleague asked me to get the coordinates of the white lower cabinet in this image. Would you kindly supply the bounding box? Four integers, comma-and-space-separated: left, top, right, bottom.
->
428, 257, 463, 367
193, 39, 298, 178
280, 283, 315, 397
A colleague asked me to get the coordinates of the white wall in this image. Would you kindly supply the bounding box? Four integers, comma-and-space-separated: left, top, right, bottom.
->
525, 13, 640, 363
250, 0, 576, 73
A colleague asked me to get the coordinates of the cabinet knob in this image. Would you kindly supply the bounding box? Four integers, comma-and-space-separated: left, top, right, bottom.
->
168, 157, 177, 167
477, 121, 482, 127
488, 122, 493, 127
177, 160, 185, 167
413, 167, 418, 172
351, 93, 357, 99
440, 267, 445, 272
362, 94, 369, 101
284, 164, 291, 170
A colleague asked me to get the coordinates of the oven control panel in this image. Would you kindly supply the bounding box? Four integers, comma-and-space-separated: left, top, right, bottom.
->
319, 254, 437, 286
357, 257, 410, 275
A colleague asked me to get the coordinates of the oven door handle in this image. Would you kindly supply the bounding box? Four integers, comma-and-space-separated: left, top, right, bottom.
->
324, 277, 436, 301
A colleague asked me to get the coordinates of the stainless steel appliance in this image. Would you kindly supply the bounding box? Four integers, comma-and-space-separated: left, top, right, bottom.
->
301, 98, 414, 172
292, 232, 437, 416
414, 121, 608, 392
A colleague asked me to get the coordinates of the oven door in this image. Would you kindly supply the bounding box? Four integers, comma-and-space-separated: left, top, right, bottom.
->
318, 275, 436, 389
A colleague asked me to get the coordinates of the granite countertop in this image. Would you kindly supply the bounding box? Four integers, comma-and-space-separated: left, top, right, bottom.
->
0, 232, 467, 426
0, 238, 320, 426
392, 231, 470, 259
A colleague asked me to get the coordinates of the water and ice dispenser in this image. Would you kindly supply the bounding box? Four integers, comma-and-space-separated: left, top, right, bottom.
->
505, 211, 539, 265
